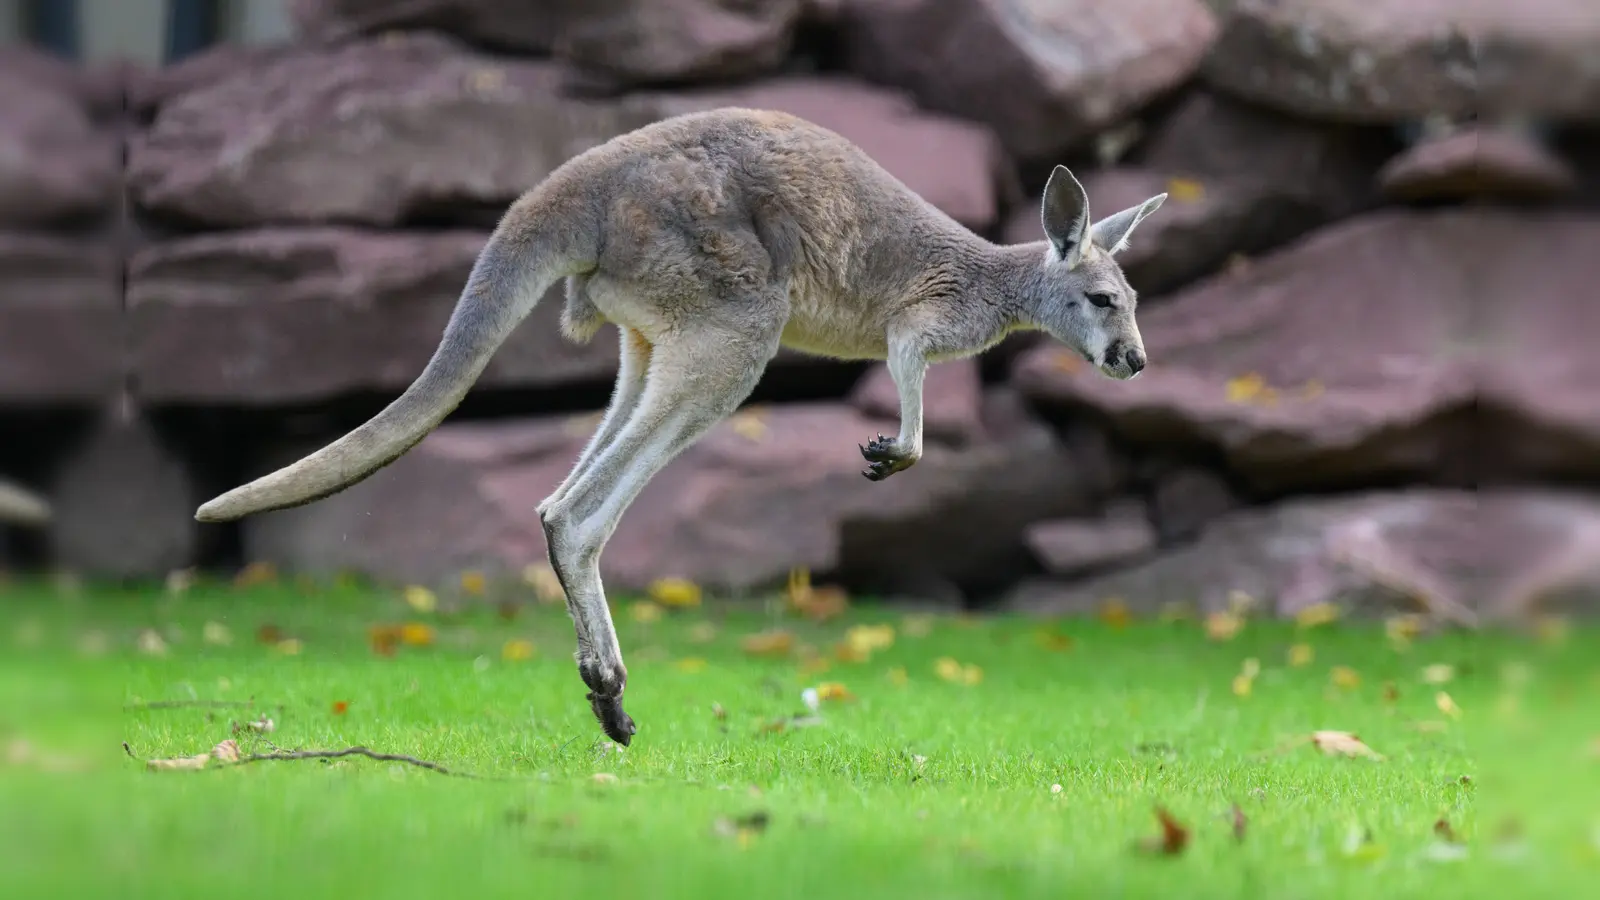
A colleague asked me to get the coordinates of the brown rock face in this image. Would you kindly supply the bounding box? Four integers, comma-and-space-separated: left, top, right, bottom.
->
1378, 127, 1578, 202
1202, 0, 1600, 123
288, 0, 802, 84
243, 398, 1122, 593
0, 65, 120, 228
0, 234, 123, 404
1014, 210, 1483, 493
126, 228, 620, 405
127, 34, 1006, 231
838, 0, 1219, 161
1023, 501, 1157, 577
1006, 490, 1600, 624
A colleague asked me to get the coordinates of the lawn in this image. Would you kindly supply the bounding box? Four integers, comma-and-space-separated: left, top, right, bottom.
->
1, 574, 1595, 899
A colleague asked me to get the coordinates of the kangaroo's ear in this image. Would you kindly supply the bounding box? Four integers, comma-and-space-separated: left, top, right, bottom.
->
1041, 165, 1092, 269
1091, 194, 1167, 256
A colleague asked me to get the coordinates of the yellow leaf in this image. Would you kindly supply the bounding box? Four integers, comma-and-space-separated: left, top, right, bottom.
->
501, 638, 535, 662
1034, 629, 1076, 652
399, 622, 435, 647
935, 657, 982, 685
1436, 691, 1463, 719
591, 772, 618, 784
1288, 643, 1315, 667
521, 563, 565, 603
1312, 730, 1384, 760
728, 406, 770, 442
629, 601, 663, 623
901, 614, 934, 638
202, 621, 233, 646
1165, 177, 1205, 203
1422, 663, 1456, 685
786, 568, 850, 622
815, 681, 854, 702
845, 623, 895, 657
1330, 666, 1361, 690
740, 629, 795, 658
274, 638, 303, 656
674, 657, 708, 673
1225, 373, 1268, 404
232, 561, 278, 588
648, 577, 702, 609
1232, 674, 1254, 697
798, 653, 833, 676
1294, 602, 1340, 629
1386, 614, 1424, 648
1205, 611, 1243, 641
1226, 590, 1259, 616
459, 570, 487, 596
886, 666, 909, 686
403, 585, 438, 614
1098, 598, 1132, 629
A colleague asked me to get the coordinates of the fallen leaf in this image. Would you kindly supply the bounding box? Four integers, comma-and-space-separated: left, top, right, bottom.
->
1386, 614, 1424, 648
400, 622, 435, 647
1434, 817, 1460, 843
1382, 682, 1400, 703
202, 621, 233, 646
1288, 643, 1315, 667
137, 629, 169, 656
1226, 590, 1260, 616
1034, 629, 1076, 652
815, 682, 854, 703
496, 599, 521, 622
1231, 674, 1254, 697
1435, 691, 1463, 719
1240, 657, 1261, 679
331, 700, 349, 715
591, 772, 618, 784
255, 624, 285, 645
238, 716, 275, 734
1165, 177, 1205, 203
629, 601, 664, 624
1050, 783, 1063, 794
1230, 803, 1248, 842
901, 614, 934, 638
712, 810, 770, 846
886, 666, 909, 687
740, 629, 795, 658
844, 623, 895, 658
165, 568, 197, 596
934, 657, 983, 685
675, 657, 709, 673
1098, 598, 1132, 629
211, 739, 241, 763
799, 653, 834, 675
648, 577, 702, 609
1136, 806, 1191, 856
146, 753, 211, 771
232, 561, 278, 588
728, 408, 769, 442
459, 570, 487, 596
1294, 603, 1341, 629
1422, 663, 1456, 685
522, 564, 565, 603
369, 624, 401, 656
1312, 730, 1384, 760
1205, 611, 1243, 641
403, 585, 438, 614
1330, 666, 1361, 690
273, 638, 303, 655
1225, 373, 1268, 405
502, 639, 535, 662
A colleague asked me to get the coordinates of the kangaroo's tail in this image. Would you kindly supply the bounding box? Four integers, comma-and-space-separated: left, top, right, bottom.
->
0, 479, 50, 526
195, 205, 585, 523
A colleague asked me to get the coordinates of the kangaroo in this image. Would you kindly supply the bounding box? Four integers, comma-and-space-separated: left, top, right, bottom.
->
193, 108, 1167, 746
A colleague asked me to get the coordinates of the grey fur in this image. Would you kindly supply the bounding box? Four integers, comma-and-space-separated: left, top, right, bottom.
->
192, 109, 1167, 744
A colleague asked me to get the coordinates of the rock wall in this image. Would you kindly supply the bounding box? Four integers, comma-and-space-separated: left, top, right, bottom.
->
2, 0, 1597, 623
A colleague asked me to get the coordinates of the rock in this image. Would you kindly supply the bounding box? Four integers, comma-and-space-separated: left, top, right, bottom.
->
1472, 212, 1600, 482
1378, 125, 1577, 202
1201, 0, 1600, 123
0, 44, 126, 121
289, 0, 803, 83
838, 0, 1218, 161
126, 227, 622, 404
1148, 465, 1238, 542
1002, 92, 1391, 294
1006, 489, 1600, 623
847, 357, 983, 445
125, 42, 298, 120
127, 34, 1008, 230
0, 233, 123, 403
656, 76, 1011, 229
47, 410, 199, 580
1023, 500, 1156, 576
243, 397, 1123, 594
1012, 210, 1485, 494
0, 68, 121, 227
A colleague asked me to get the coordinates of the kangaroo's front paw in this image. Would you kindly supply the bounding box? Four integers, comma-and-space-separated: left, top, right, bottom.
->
860, 434, 917, 481
580, 661, 637, 746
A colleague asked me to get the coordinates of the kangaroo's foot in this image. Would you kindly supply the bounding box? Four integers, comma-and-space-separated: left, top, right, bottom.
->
860, 434, 919, 481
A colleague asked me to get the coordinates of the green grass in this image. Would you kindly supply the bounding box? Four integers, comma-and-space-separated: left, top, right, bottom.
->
1, 577, 1596, 899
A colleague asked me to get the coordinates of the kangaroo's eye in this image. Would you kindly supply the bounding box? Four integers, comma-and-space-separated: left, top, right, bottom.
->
1087, 292, 1114, 308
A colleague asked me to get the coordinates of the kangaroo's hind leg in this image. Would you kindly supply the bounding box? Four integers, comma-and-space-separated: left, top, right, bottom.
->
538, 325, 652, 516
538, 296, 786, 744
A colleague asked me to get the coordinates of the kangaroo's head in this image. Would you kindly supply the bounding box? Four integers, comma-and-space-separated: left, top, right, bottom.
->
1031, 165, 1166, 381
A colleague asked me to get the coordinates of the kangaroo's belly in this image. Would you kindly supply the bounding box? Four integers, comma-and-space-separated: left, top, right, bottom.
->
779, 289, 890, 361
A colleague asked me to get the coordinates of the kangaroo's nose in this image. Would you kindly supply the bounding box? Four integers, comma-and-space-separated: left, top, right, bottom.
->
1125, 347, 1146, 374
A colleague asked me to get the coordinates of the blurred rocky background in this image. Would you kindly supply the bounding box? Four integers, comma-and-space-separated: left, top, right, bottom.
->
1, 0, 1597, 625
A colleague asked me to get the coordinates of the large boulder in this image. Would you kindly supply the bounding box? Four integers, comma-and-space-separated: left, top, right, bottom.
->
1006, 489, 1600, 623
1377, 125, 1578, 202
838, 0, 1218, 161
125, 228, 620, 405
0, 63, 120, 228
1001, 91, 1390, 294
288, 0, 802, 84
0, 234, 123, 403
1014, 210, 1483, 494
127, 33, 1008, 230
242, 393, 1125, 595
1201, 0, 1600, 124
